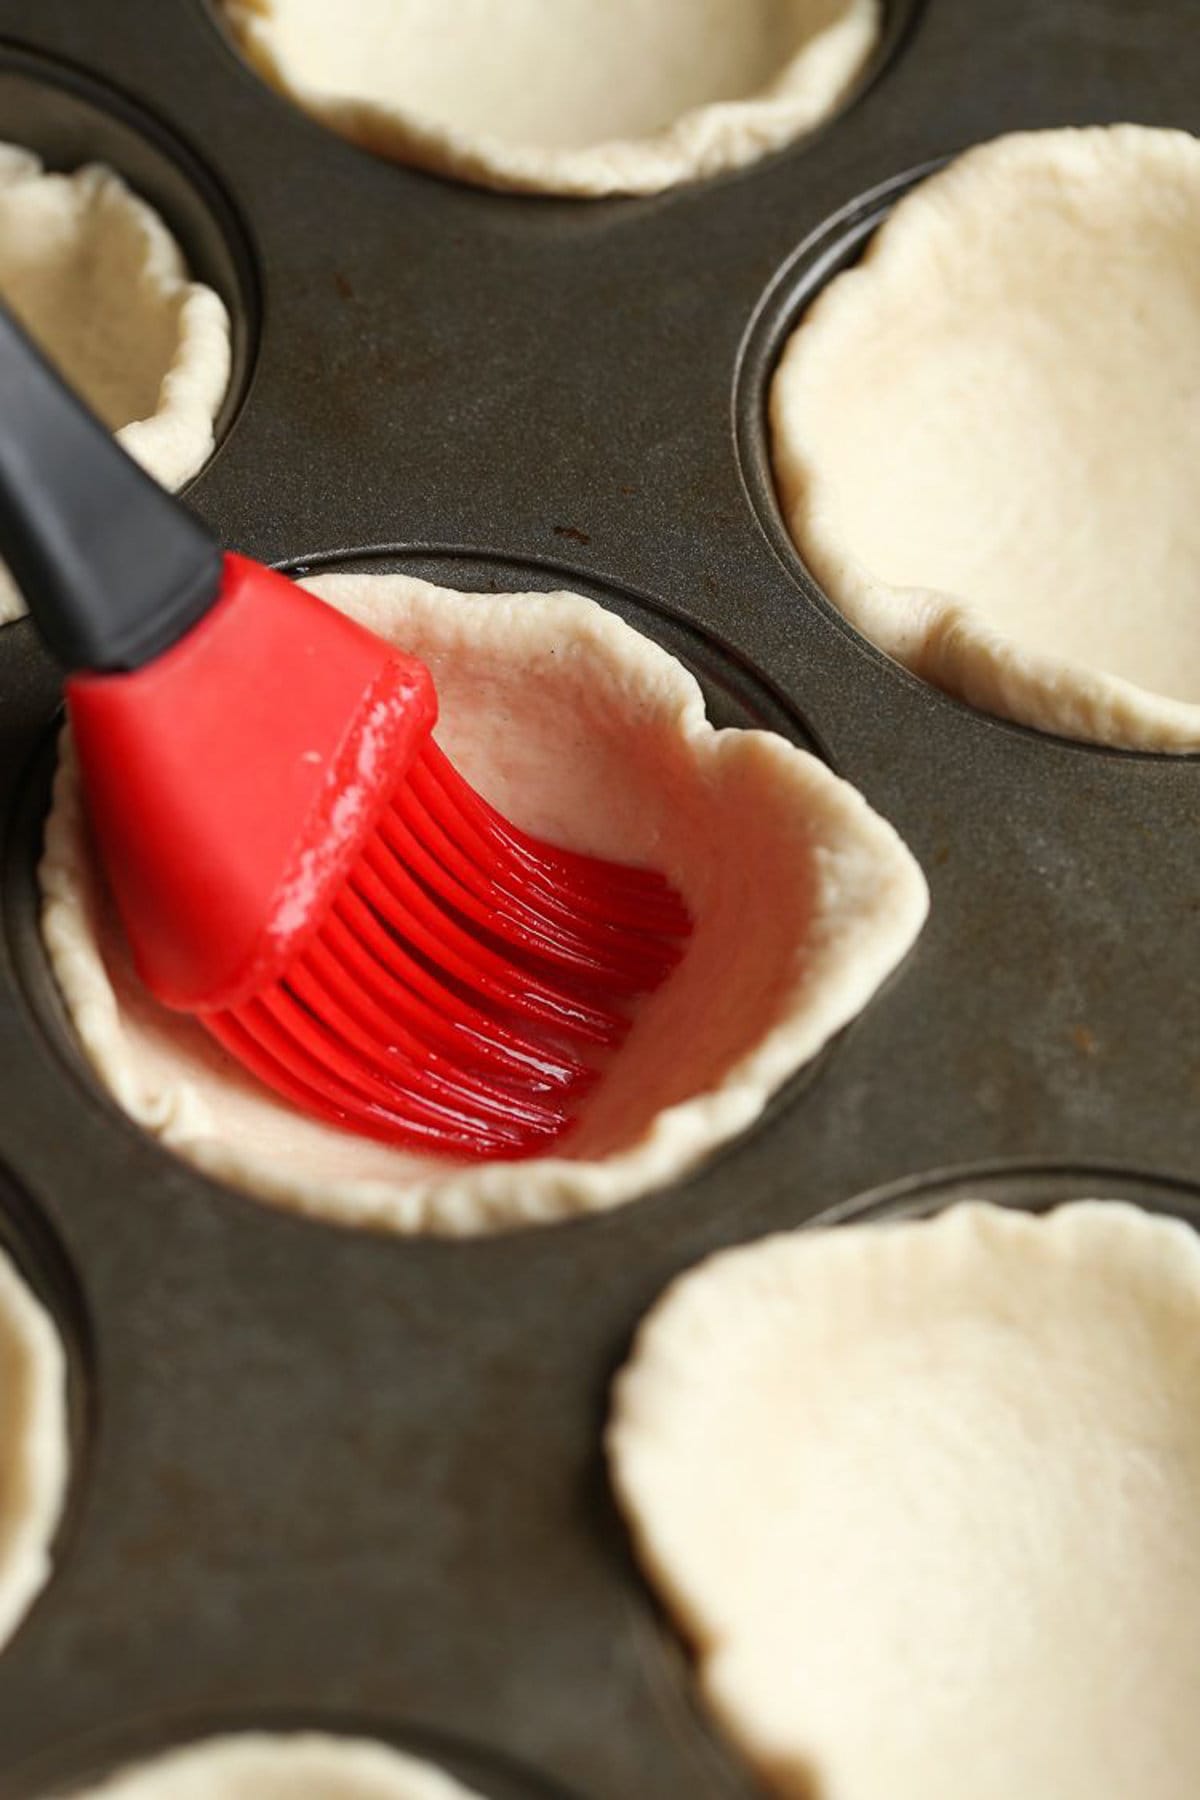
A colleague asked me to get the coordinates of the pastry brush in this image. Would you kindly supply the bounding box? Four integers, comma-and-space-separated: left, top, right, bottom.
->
0, 300, 690, 1158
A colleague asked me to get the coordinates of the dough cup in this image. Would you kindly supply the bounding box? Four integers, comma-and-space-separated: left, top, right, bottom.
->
610, 1197, 1200, 1799
769, 125, 1200, 752
37, 573, 927, 1237
0, 1240, 69, 1658
0, 142, 232, 624
216, 0, 882, 197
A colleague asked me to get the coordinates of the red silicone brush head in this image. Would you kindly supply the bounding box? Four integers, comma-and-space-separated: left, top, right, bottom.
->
66, 554, 439, 1010
66, 556, 692, 1159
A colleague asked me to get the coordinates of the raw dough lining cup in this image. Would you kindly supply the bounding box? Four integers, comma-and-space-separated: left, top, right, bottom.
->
610, 1168, 1200, 1797
735, 151, 1200, 758
0, 44, 259, 492
200, 0, 927, 197
6, 1713, 577, 1800
0, 1157, 92, 1650
0, 0, 1197, 1793
6, 548, 842, 1183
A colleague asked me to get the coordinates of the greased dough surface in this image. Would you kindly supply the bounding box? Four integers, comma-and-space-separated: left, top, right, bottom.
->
219, 0, 879, 195
771, 126, 1200, 750
0, 1245, 68, 1654
39, 574, 927, 1237
65, 1733, 484, 1797
609, 1200, 1200, 1799
0, 144, 231, 624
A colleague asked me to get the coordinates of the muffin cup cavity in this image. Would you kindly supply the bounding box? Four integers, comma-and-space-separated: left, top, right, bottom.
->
0, 45, 258, 628
20, 549, 924, 1238
735, 166, 930, 642
206, 0, 908, 197
754, 129, 1200, 752
0, 1158, 89, 1658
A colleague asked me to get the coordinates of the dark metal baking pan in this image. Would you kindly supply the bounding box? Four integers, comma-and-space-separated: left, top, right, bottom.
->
0, 1, 1195, 1793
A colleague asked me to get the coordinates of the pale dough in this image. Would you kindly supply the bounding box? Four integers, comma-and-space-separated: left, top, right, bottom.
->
0, 143, 231, 624
39, 573, 927, 1236
771, 125, 1200, 751
218, 0, 880, 196
0, 1244, 68, 1655
609, 1200, 1200, 1799
64, 1733, 484, 1798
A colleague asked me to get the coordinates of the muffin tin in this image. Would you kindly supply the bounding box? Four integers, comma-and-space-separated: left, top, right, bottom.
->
0, 1, 1197, 1794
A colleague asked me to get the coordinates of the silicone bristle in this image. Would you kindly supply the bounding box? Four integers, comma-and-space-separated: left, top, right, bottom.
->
206, 739, 692, 1158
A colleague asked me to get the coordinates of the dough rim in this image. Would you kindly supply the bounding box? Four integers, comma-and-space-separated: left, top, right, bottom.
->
770, 125, 1200, 753
221, 0, 881, 197
38, 574, 928, 1238
63, 1731, 483, 1797
0, 144, 232, 625
0, 1245, 69, 1655
608, 1198, 1200, 1791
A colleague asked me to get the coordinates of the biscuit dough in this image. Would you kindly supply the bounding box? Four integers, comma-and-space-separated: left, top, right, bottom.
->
66, 1733, 484, 1798
39, 574, 927, 1236
771, 126, 1200, 750
0, 144, 231, 623
0, 1245, 68, 1655
219, 0, 880, 196
609, 1200, 1200, 1799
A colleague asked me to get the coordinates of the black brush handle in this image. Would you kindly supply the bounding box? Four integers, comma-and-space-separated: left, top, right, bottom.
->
0, 298, 222, 673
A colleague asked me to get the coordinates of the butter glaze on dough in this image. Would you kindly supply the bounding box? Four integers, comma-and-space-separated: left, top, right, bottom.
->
0, 1245, 68, 1655
0, 143, 231, 624
219, 0, 880, 196
771, 126, 1200, 750
66, 1733, 484, 1797
39, 574, 927, 1237
609, 1200, 1200, 1799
